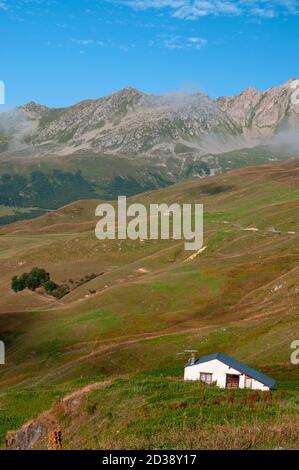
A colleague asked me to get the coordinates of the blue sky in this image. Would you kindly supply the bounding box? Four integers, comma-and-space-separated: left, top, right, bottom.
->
0, 0, 299, 108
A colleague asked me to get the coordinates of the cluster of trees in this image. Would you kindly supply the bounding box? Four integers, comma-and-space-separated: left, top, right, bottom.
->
11, 267, 69, 299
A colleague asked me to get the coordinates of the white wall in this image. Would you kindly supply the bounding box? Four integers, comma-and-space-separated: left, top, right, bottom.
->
184, 359, 270, 391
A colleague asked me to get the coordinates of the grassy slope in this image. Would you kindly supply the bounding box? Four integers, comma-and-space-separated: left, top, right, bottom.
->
52, 376, 299, 450
1, 158, 299, 448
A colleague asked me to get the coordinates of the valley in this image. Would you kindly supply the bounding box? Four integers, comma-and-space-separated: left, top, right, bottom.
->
0, 158, 299, 449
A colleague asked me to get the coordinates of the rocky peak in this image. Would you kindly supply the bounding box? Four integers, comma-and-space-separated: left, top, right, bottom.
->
21, 101, 48, 112
116, 87, 144, 96
217, 79, 299, 137
18, 101, 49, 120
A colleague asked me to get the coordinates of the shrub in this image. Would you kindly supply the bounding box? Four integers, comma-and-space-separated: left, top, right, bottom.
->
51, 285, 70, 299
44, 280, 58, 293
86, 403, 97, 415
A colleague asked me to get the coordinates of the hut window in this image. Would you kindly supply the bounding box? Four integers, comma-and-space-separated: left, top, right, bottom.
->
200, 372, 213, 384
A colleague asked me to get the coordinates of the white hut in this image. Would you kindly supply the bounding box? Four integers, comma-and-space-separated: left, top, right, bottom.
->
184, 352, 275, 391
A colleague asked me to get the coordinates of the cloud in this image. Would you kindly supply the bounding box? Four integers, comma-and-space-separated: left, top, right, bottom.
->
188, 36, 207, 47
71, 39, 104, 46
249, 7, 276, 18
0, 1, 9, 11
161, 34, 207, 49
76, 39, 95, 45
71, 37, 136, 53
119, 0, 299, 20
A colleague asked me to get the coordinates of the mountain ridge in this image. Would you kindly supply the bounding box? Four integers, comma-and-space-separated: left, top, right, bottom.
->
0, 78, 298, 158
1, 79, 299, 225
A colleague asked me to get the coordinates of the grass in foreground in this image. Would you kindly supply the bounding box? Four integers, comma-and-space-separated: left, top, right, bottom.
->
28, 375, 299, 450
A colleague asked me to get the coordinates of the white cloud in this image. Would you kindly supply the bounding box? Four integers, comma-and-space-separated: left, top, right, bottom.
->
71, 39, 104, 46
250, 7, 276, 18
162, 34, 207, 49
120, 0, 299, 20
187, 36, 207, 48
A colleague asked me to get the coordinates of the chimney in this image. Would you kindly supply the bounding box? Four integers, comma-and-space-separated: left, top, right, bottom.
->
190, 352, 196, 365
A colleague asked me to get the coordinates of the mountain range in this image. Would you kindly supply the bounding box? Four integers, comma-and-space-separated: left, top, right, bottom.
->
0, 79, 299, 223
1, 78, 298, 156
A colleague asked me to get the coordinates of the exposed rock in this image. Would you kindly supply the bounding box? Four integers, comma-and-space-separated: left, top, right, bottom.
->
6, 381, 111, 450
217, 79, 299, 140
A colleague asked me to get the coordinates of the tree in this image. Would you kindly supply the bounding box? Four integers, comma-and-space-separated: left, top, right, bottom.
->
19, 272, 29, 288
11, 276, 25, 292
25, 275, 41, 291
18, 268, 47, 291
29, 267, 50, 285
11, 273, 29, 292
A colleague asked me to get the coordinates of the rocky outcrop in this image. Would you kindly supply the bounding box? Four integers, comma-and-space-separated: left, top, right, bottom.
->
217, 79, 299, 139
6, 381, 111, 450
6, 414, 58, 450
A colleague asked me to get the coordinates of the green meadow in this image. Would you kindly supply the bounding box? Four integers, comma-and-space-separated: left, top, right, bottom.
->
0, 159, 299, 448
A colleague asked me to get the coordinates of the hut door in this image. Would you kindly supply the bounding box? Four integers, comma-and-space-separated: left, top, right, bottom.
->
226, 374, 240, 388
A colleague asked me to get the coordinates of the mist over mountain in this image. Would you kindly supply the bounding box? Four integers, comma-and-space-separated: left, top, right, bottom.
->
0, 108, 35, 152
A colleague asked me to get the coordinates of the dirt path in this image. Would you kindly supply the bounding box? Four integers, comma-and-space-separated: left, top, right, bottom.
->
33, 326, 211, 384
60, 380, 112, 402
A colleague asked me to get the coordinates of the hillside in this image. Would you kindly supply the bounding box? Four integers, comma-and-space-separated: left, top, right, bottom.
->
5, 377, 299, 450
0, 158, 299, 448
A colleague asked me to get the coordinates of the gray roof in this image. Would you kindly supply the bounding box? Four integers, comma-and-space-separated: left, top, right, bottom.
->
185, 352, 275, 389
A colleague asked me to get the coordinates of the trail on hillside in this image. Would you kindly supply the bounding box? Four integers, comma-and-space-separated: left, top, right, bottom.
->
6, 380, 112, 450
